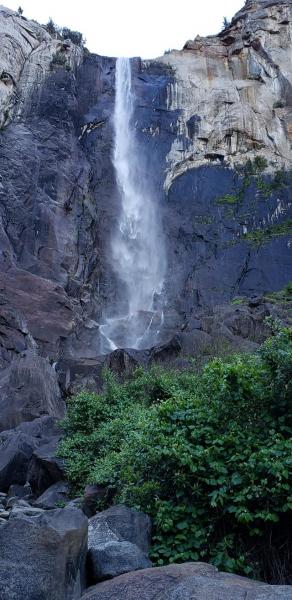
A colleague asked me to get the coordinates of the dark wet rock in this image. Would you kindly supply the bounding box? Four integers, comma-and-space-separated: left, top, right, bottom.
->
179, 330, 212, 356
0, 416, 60, 492
82, 484, 107, 518
81, 562, 292, 600
0, 507, 88, 600
0, 426, 40, 492
149, 335, 182, 364
34, 481, 70, 509
8, 482, 32, 499
57, 357, 104, 395
103, 349, 141, 377
0, 351, 65, 432
27, 435, 65, 496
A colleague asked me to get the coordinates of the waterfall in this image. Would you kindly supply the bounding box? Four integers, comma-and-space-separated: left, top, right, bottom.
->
99, 57, 166, 352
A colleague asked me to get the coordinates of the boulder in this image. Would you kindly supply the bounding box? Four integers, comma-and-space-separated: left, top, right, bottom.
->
34, 481, 69, 509
0, 351, 65, 432
103, 349, 141, 378
0, 416, 61, 492
149, 335, 182, 364
0, 427, 38, 491
82, 484, 107, 517
93, 505, 151, 554
8, 482, 32, 499
0, 506, 88, 600
81, 562, 292, 600
6, 497, 31, 510
87, 540, 151, 583
27, 433, 65, 495
87, 506, 152, 583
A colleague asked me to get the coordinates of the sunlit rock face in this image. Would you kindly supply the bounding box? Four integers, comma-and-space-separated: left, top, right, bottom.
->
0, 0, 291, 387
159, 0, 292, 190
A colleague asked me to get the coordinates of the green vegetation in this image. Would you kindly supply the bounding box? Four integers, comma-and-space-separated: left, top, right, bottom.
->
230, 296, 247, 305
273, 101, 285, 109
256, 170, 288, 199
265, 282, 292, 305
244, 219, 292, 246
216, 194, 239, 205
62, 27, 84, 47
245, 156, 268, 176
50, 51, 69, 70
222, 16, 230, 30
60, 328, 292, 583
46, 19, 85, 47
46, 18, 56, 35
216, 159, 287, 207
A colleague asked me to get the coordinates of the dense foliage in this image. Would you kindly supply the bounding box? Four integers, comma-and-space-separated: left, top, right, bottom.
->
45, 19, 85, 47
60, 328, 292, 582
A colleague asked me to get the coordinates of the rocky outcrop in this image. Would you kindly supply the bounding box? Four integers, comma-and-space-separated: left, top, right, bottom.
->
87, 506, 152, 583
0, 351, 64, 432
81, 562, 292, 599
34, 481, 69, 509
162, 0, 292, 189
0, 416, 63, 492
93, 505, 152, 555
0, 506, 88, 600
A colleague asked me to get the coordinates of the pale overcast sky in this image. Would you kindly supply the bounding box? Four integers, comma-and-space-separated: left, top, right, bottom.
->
3, 0, 245, 58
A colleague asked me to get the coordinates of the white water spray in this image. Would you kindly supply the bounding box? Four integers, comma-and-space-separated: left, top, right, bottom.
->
99, 57, 166, 351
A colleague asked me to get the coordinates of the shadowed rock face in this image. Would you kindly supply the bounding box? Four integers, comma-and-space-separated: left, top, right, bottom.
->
0, 2, 291, 404
0, 506, 88, 600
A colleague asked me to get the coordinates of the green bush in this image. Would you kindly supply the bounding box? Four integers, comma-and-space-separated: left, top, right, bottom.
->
46, 18, 57, 35
61, 27, 84, 47
60, 329, 292, 582
245, 156, 268, 176
50, 51, 67, 69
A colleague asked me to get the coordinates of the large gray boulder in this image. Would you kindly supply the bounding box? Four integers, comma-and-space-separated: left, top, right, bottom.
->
27, 434, 65, 495
92, 505, 151, 554
87, 506, 152, 582
0, 416, 60, 492
0, 506, 88, 600
87, 540, 151, 582
0, 351, 65, 432
34, 481, 69, 509
81, 562, 292, 600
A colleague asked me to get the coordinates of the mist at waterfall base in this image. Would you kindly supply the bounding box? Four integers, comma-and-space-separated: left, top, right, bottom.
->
99, 58, 166, 354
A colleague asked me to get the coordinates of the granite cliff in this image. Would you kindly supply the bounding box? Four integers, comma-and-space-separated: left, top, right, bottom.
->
0, 2, 291, 597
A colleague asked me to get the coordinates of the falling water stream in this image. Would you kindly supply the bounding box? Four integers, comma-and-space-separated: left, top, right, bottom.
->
99, 57, 165, 353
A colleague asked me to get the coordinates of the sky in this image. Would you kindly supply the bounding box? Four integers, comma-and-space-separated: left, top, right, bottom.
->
3, 0, 245, 58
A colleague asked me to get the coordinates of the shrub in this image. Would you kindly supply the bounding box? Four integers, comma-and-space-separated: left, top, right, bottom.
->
61, 27, 84, 47
50, 51, 68, 69
222, 16, 230, 30
245, 156, 268, 176
273, 100, 285, 109
46, 18, 58, 36
60, 329, 292, 583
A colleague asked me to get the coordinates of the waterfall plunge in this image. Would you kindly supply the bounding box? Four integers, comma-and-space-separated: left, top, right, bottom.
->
99, 57, 166, 352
